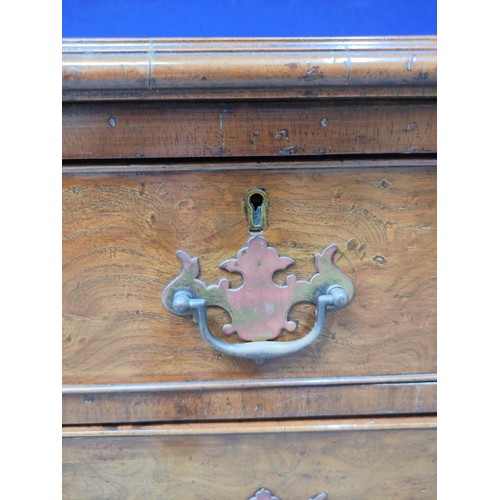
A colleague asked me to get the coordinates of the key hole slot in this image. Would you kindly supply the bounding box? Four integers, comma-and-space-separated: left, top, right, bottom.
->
250, 193, 263, 225
245, 188, 269, 232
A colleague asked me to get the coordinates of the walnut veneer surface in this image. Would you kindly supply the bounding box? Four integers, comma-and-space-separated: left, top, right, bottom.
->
62, 37, 437, 499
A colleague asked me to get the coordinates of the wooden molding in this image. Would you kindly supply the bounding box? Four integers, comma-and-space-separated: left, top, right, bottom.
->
63, 372, 436, 395
62, 379, 437, 425
62, 158, 437, 175
63, 416, 437, 437
62, 37, 437, 101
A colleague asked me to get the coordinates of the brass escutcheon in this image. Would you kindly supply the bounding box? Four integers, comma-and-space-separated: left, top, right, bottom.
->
244, 188, 269, 232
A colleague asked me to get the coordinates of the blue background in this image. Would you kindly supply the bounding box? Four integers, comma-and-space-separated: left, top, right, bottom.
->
63, 0, 437, 38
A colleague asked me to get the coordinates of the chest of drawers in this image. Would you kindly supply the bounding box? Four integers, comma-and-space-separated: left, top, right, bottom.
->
62, 37, 436, 499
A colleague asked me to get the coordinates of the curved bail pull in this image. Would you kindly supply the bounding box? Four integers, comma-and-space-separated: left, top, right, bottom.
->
171, 287, 348, 364
161, 235, 354, 363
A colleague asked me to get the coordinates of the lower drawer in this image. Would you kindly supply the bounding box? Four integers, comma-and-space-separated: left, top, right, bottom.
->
62, 417, 436, 499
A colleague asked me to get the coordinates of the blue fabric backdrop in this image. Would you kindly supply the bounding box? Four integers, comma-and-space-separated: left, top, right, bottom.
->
63, 0, 436, 38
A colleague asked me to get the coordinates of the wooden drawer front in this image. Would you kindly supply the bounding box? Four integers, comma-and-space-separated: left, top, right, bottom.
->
62, 99, 436, 160
63, 161, 436, 423
62, 417, 436, 499
63, 161, 435, 387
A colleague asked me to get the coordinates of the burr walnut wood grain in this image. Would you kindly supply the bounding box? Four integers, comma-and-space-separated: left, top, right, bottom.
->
62, 417, 437, 499
62, 162, 436, 386
62, 99, 436, 160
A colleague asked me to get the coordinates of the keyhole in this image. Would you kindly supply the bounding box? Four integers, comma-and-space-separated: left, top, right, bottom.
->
250, 193, 264, 226
244, 188, 269, 232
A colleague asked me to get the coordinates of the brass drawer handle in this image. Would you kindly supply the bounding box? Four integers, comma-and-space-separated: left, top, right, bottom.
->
162, 235, 354, 364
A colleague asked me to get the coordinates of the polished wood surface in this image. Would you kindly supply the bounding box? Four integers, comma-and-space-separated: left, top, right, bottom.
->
62, 417, 437, 499
63, 161, 436, 387
62, 99, 436, 160
63, 378, 435, 425
63, 37, 436, 160
62, 37, 436, 101
62, 36, 437, 496
62, 158, 436, 175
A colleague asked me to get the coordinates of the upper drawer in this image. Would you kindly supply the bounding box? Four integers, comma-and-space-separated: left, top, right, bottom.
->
62, 99, 436, 160
62, 159, 436, 423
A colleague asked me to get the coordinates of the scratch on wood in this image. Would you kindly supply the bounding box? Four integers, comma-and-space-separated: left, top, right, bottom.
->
344, 58, 353, 79
274, 129, 289, 141
406, 55, 417, 71
305, 65, 319, 77
415, 384, 421, 411
278, 145, 302, 156
404, 122, 417, 132
251, 131, 259, 154
64, 314, 102, 323
218, 112, 225, 155
147, 40, 153, 89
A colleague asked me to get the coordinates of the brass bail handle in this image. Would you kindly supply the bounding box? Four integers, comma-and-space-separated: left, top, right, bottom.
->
161, 234, 354, 363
